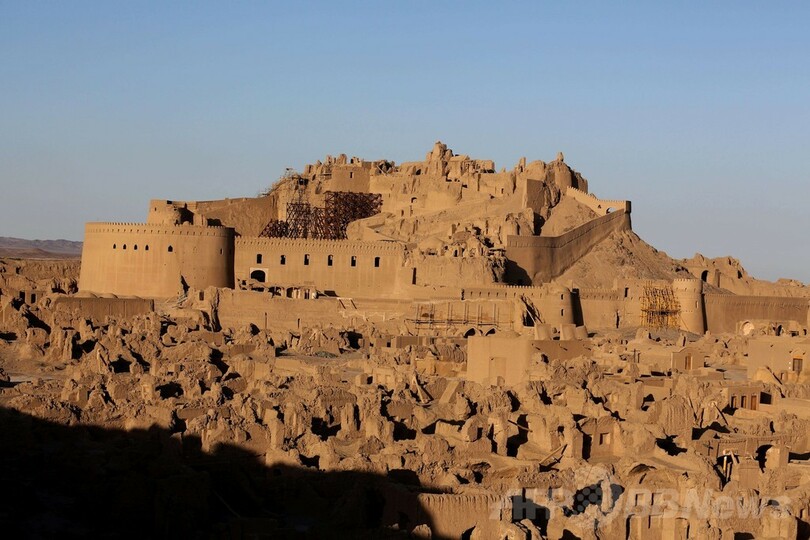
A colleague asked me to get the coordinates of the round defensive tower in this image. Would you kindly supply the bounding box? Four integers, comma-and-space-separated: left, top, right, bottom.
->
672, 278, 705, 335
535, 284, 575, 331
79, 222, 234, 298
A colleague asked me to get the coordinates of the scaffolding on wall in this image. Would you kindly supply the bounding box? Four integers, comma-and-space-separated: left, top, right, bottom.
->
258, 219, 289, 238
259, 174, 382, 240
640, 283, 681, 329
322, 191, 383, 239
285, 202, 314, 238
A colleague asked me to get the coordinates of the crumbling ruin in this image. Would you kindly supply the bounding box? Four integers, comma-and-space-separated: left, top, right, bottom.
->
3, 142, 810, 539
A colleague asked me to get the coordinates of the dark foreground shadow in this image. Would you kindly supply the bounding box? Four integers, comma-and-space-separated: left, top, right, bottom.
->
0, 406, 442, 539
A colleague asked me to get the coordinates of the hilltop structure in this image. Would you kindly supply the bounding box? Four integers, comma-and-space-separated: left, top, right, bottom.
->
77, 141, 809, 341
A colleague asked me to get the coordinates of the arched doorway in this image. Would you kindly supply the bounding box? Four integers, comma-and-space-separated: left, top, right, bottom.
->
701, 270, 709, 283
250, 269, 266, 283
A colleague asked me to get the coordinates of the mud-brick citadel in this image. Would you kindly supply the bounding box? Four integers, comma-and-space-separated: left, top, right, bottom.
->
7, 141, 809, 537
79, 141, 810, 346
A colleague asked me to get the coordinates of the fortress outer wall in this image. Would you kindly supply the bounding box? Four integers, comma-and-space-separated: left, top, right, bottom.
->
79, 223, 234, 298
235, 237, 408, 298
505, 209, 631, 285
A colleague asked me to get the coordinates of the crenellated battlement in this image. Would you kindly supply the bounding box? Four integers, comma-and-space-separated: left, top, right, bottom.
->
464, 284, 542, 292
704, 294, 810, 308
462, 284, 576, 302
673, 278, 703, 287
462, 286, 537, 299
85, 222, 232, 236
508, 209, 629, 249
236, 237, 405, 253
564, 186, 631, 215
576, 288, 622, 301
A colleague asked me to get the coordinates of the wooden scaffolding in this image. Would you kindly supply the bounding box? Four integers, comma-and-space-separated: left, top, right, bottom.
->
640, 283, 681, 329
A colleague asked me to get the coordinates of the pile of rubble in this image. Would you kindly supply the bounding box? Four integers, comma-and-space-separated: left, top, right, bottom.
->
0, 261, 807, 538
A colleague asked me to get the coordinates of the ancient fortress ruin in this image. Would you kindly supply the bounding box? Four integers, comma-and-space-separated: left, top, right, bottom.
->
78, 141, 806, 340
3, 142, 810, 538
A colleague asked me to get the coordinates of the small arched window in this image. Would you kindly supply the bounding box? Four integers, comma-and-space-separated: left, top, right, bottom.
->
374, 256, 380, 268
113, 244, 117, 249
256, 254, 263, 264
280, 255, 286, 265
134, 245, 138, 250
123, 244, 127, 250
145, 245, 149, 251
327, 254, 333, 267
168, 245, 174, 253
350, 255, 357, 267
304, 254, 310, 266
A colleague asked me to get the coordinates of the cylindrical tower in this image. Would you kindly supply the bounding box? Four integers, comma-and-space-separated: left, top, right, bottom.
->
536, 284, 575, 331
79, 222, 234, 298
672, 278, 705, 334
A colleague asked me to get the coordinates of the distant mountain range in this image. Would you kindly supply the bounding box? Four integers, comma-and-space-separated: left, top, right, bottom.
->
0, 237, 82, 258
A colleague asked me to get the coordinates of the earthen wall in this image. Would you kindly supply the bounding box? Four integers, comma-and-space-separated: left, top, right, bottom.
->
52, 296, 155, 320
235, 238, 408, 298
79, 223, 234, 298
145, 196, 282, 236
467, 335, 534, 385
215, 290, 343, 331
329, 164, 371, 192
704, 294, 809, 334
463, 285, 574, 329
506, 210, 631, 284
564, 186, 631, 215
575, 288, 626, 329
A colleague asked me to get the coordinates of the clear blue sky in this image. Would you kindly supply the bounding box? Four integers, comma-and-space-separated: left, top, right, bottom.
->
1, 2, 808, 281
